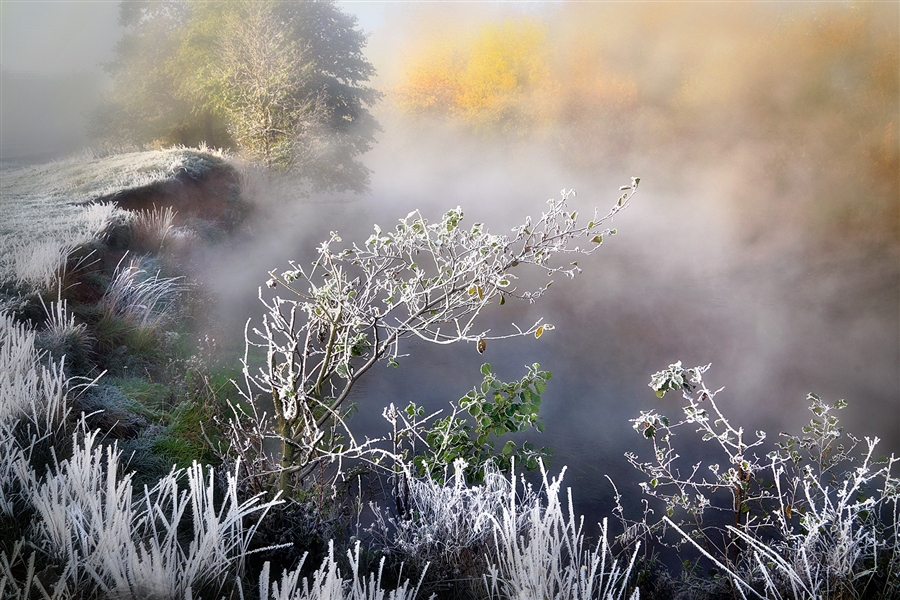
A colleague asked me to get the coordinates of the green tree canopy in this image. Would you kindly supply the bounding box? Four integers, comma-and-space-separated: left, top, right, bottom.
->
94, 0, 380, 193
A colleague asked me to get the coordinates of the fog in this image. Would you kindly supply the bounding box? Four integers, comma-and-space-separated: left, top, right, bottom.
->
4, 1, 898, 530
1, 1, 118, 159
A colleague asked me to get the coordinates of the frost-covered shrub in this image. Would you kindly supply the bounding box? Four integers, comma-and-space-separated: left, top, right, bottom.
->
628, 361, 899, 599
239, 181, 638, 496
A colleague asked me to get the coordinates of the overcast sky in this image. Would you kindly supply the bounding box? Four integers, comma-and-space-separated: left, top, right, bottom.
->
1, 1, 120, 75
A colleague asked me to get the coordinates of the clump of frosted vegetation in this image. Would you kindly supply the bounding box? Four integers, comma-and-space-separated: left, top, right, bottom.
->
367, 459, 640, 599
0, 312, 71, 432
369, 459, 530, 579
627, 361, 899, 599
18, 429, 281, 598
6, 201, 118, 293
483, 463, 640, 600
37, 293, 93, 365
101, 255, 185, 330
130, 205, 177, 254
258, 541, 427, 600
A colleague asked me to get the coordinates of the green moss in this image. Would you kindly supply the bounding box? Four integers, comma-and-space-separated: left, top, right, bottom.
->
152, 399, 221, 468
105, 376, 174, 420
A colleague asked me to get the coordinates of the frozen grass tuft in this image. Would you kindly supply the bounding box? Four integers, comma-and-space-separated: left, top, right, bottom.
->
485, 463, 640, 600
259, 540, 428, 600
370, 460, 533, 582
0, 311, 71, 435
101, 255, 185, 330
3, 204, 123, 294
370, 460, 641, 599
37, 292, 93, 368
10, 241, 73, 293
18, 426, 284, 598
0, 540, 75, 600
130, 205, 177, 254
79, 201, 124, 240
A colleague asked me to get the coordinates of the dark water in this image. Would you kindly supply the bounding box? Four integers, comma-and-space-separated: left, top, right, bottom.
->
198, 124, 899, 539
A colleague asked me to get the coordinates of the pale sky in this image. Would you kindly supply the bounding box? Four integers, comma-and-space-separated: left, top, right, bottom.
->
1, 1, 121, 75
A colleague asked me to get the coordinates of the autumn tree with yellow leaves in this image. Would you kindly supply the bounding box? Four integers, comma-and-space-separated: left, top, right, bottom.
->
396, 18, 553, 133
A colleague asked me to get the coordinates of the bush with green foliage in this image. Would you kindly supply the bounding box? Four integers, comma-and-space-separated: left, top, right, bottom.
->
383, 362, 551, 484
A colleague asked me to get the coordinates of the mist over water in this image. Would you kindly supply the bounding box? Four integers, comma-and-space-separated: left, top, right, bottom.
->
193, 2, 898, 529
3, 0, 896, 535
195, 123, 897, 533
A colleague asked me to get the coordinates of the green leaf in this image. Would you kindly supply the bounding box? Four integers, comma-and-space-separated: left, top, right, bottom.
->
481, 363, 492, 376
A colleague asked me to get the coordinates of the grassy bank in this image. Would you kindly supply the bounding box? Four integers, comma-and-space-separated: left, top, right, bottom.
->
0, 146, 245, 479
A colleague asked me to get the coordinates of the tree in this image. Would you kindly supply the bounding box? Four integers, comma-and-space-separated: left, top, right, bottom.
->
395, 36, 464, 117
396, 17, 552, 134
214, 0, 323, 170
455, 18, 552, 131
233, 180, 639, 496
93, 1, 218, 148
94, 0, 379, 192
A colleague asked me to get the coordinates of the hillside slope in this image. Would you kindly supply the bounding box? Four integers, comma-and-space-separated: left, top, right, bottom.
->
0, 148, 242, 312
